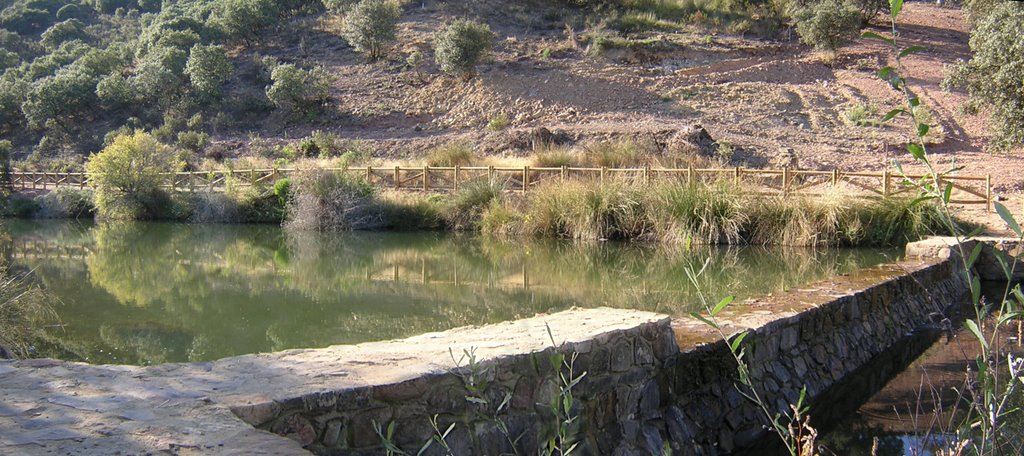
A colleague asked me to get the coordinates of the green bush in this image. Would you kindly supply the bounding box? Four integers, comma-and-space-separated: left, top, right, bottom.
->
793, 0, 861, 52
943, 4, 1024, 151
41, 19, 89, 49
266, 63, 335, 114
176, 131, 210, 153
487, 113, 509, 131
434, 19, 494, 78
274, 178, 291, 205
185, 44, 233, 100
85, 131, 178, 220
1, 195, 39, 218
342, 0, 401, 60
444, 178, 504, 230
36, 187, 96, 219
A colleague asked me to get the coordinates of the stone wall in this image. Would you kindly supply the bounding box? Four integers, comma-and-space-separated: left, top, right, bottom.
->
243, 258, 968, 455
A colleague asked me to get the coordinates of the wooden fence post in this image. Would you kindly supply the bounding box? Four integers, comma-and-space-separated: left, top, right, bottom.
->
454, 165, 461, 191
882, 170, 890, 197
394, 166, 401, 189
561, 165, 567, 182
366, 166, 372, 184
522, 165, 529, 193
734, 166, 741, 185
986, 174, 993, 212
600, 166, 607, 185
423, 166, 429, 191
832, 168, 839, 187
686, 165, 693, 183
782, 167, 790, 196
488, 165, 494, 181
643, 166, 650, 184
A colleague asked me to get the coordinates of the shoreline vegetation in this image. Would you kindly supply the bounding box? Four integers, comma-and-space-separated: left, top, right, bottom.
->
1, 166, 960, 247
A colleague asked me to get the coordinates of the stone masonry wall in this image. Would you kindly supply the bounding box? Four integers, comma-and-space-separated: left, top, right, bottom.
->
658, 259, 968, 455
247, 258, 968, 455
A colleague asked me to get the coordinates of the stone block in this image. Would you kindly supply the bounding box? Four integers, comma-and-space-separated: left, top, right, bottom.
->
322, 419, 344, 447
665, 406, 694, 443
230, 401, 281, 427
642, 425, 665, 455
638, 380, 661, 420
271, 413, 317, 447
611, 340, 635, 373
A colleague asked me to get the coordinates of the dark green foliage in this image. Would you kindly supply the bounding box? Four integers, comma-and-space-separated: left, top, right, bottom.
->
943, 4, 1024, 151
22, 66, 98, 129
273, 177, 291, 205
175, 130, 209, 152
265, 63, 334, 114
56, 3, 93, 21
210, 0, 279, 42
184, 44, 232, 99
793, 0, 861, 52
41, 19, 89, 49
342, 0, 401, 60
0, 6, 53, 34
95, 73, 135, 109
434, 19, 494, 78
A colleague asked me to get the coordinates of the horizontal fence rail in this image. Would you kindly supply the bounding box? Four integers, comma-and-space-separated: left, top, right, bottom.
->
5, 166, 995, 210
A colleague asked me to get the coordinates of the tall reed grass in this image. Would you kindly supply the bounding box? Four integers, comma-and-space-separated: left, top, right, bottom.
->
477, 180, 956, 247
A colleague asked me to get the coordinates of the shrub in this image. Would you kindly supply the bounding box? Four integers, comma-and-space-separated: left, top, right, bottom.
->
942, 4, 1024, 151
487, 113, 509, 131
85, 131, 177, 220
647, 181, 746, 245
841, 103, 879, 127
342, 0, 401, 60
266, 64, 335, 114
274, 178, 291, 205
96, 73, 136, 109
185, 44, 233, 100
584, 139, 647, 168
444, 178, 504, 230
376, 191, 445, 230
425, 142, 476, 166
532, 145, 578, 167
793, 0, 861, 52
434, 19, 494, 78
36, 187, 96, 219
297, 130, 345, 158
284, 169, 377, 231
0, 140, 11, 183
1, 195, 40, 218
176, 131, 210, 153
41, 19, 89, 49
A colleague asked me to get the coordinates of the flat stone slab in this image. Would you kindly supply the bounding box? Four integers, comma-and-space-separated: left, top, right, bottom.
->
0, 307, 667, 455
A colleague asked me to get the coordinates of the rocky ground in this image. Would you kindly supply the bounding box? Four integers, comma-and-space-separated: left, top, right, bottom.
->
216, 1, 1022, 232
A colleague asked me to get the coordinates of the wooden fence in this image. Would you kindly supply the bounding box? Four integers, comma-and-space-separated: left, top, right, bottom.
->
6, 166, 995, 210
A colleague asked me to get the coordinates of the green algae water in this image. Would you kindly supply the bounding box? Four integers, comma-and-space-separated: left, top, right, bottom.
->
3, 220, 899, 365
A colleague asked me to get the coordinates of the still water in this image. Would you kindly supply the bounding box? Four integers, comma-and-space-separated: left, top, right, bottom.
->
3, 220, 899, 365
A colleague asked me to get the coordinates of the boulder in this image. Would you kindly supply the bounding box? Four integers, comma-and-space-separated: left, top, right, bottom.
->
666, 125, 717, 158
772, 147, 799, 169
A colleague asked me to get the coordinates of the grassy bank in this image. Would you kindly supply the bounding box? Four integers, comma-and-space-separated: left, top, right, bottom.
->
0, 169, 961, 247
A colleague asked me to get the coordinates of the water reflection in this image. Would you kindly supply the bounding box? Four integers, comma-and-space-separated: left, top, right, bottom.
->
3, 220, 899, 365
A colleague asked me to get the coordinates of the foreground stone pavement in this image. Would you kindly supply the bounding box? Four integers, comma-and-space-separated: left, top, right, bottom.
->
1, 308, 666, 455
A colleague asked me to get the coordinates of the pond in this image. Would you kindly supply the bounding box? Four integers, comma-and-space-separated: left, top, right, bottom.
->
2, 220, 900, 365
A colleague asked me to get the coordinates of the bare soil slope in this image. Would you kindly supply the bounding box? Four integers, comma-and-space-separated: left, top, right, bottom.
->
226, 1, 1023, 220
